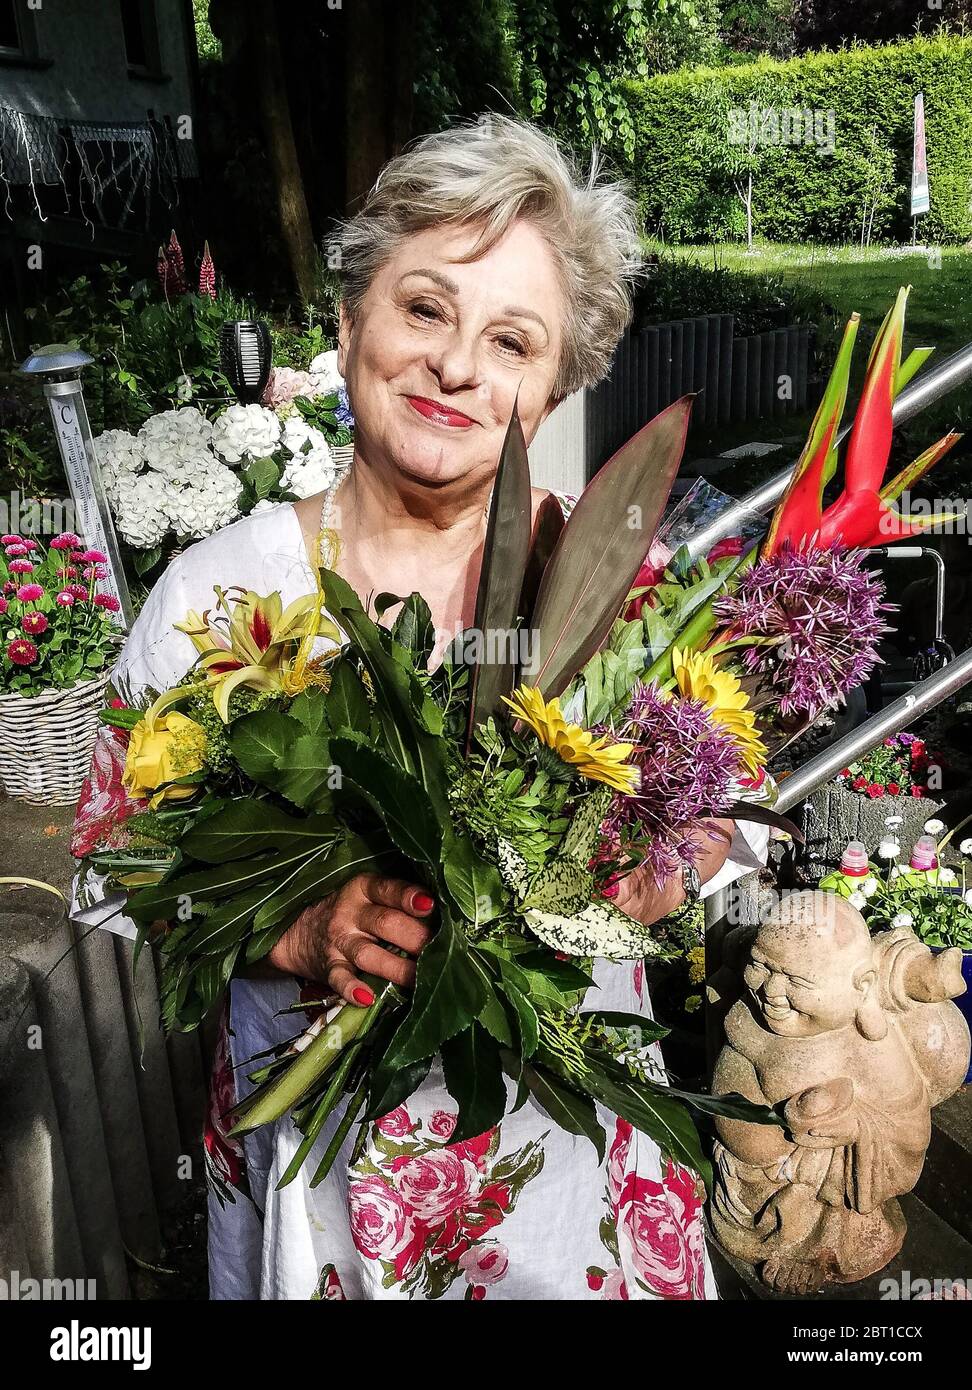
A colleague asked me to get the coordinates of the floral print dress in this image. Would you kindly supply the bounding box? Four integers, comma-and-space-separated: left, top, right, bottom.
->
71, 505, 767, 1301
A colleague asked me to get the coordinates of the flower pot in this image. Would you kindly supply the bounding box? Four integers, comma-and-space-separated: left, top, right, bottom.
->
0, 672, 112, 806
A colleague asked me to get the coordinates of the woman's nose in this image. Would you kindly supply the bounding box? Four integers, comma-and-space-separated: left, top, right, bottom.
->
427, 329, 482, 393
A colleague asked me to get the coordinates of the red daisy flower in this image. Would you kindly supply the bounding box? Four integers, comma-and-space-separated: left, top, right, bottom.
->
7, 638, 38, 666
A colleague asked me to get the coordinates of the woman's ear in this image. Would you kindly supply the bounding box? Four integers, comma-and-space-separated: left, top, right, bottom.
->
337, 301, 353, 378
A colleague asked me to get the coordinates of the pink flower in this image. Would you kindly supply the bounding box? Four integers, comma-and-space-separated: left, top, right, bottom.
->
4, 543, 28, 557
83, 565, 106, 580
260, 366, 316, 408
16, 583, 43, 602
0, 597, 6, 616
607, 1118, 633, 1211
56, 565, 78, 578
428, 1110, 457, 1140
2, 581, 15, 594
21, 538, 38, 550
6, 638, 38, 666
80, 549, 107, 564
348, 1175, 415, 1261
375, 1105, 414, 1139
93, 593, 120, 612
458, 1241, 509, 1287
8, 559, 33, 574
50, 533, 80, 549
391, 1149, 480, 1223
617, 1162, 706, 1300
21, 612, 48, 635
55, 590, 76, 607
624, 540, 672, 621
69, 584, 90, 600
1, 534, 22, 545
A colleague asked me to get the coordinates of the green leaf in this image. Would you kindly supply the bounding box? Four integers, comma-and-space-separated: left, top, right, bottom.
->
561, 787, 613, 865
496, 973, 539, 1058
441, 1023, 508, 1141
442, 834, 506, 926
519, 856, 593, 915
390, 592, 435, 666
383, 908, 488, 1066
242, 455, 282, 500
229, 709, 294, 785
181, 800, 336, 864
477, 989, 514, 1048
288, 688, 328, 736
133, 545, 163, 576
521, 396, 691, 698
522, 1064, 606, 1160
251, 835, 395, 932
466, 400, 533, 744
329, 737, 441, 866
580, 1010, 669, 1045
524, 897, 671, 962
363, 1052, 432, 1124
274, 730, 336, 811
322, 659, 371, 734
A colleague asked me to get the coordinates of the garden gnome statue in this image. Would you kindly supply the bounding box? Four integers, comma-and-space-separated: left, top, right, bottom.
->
710, 890, 970, 1294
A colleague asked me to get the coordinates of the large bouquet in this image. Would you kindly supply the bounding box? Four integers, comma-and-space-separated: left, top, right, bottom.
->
77, 288, 955, 1189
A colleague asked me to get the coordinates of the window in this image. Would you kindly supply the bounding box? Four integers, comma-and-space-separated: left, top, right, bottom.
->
119, 0, 164, 78
0, 0, 41, 60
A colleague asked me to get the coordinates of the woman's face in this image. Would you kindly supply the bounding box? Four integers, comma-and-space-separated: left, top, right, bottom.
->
338, 219, 565, 492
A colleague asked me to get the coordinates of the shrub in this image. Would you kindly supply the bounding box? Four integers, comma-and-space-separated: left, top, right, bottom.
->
625, 34, 972, 246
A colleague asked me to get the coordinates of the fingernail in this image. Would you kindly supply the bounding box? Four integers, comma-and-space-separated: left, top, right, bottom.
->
352, 986, 375, 1007
413, 891, 435, 913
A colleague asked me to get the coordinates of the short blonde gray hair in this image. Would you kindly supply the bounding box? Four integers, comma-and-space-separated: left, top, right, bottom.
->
337, 115, 642, 398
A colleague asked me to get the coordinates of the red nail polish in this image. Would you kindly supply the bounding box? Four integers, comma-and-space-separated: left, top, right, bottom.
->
413, 891, 435, 913
352, 986, 375, 1007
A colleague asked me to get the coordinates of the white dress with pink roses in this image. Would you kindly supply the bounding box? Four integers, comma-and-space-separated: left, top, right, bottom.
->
71, 505, 768, 1302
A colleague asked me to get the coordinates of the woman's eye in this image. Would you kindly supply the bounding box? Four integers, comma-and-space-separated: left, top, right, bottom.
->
495, 335, 527, 356
409, 301, 443, 322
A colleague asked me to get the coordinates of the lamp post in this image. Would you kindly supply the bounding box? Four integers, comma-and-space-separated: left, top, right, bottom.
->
18, 344, 133, 629
220, 320, 272, 404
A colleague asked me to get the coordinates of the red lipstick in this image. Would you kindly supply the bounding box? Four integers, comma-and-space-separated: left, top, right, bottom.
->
406, 396, 475, 428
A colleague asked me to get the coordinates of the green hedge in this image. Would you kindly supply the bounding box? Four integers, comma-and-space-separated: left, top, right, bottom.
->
626, 35, 972, 245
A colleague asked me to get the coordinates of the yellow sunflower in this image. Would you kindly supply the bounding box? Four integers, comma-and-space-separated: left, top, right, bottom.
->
671, 646, 766, 776
502, 686, 639, 793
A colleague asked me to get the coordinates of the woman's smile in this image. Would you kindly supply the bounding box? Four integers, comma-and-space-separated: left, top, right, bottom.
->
405, 394, 477, 429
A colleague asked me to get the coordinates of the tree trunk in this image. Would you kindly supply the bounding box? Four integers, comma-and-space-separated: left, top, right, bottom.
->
248, 0, 318, 304
746, 173, 754, 252
344, 0, 417, 211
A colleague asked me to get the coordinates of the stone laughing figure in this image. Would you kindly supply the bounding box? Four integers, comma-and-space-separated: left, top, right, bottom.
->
710, 890, 970, 1295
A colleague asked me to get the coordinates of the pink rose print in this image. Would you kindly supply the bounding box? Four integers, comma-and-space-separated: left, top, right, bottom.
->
618, 1163, 706, 1300
202, 1005, 247, 1204
349, 1175, 415, 1262
428, 1109, 457, 1140
391, 1150, 481, 1224
376, 1105, 414, 1139
587, 1267, 629, 1299
459, 1241, 509, 1288
313, 1265, 347, 1300
70, 723, 146, 857
607, 1117, 632, 1211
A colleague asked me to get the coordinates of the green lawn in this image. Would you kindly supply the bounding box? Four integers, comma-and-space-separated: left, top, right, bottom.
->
652, 241, 972, 360
654, 241, 972, 485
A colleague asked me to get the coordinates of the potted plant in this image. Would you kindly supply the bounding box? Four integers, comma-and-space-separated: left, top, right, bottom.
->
0, 531, 121, 804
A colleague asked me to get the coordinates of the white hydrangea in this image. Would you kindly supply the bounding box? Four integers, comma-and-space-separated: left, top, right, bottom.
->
280, 448, 335, 499
308, 349, 344, 395
280, 415, 329, 458
94, 428, 145, 504
249, 499, 277, 515
167, 465, 243, 540
111, 472, 172, 549
211, 403, 281, 464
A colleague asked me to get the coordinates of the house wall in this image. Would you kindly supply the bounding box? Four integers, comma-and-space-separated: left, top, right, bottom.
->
0, 0, 195, 127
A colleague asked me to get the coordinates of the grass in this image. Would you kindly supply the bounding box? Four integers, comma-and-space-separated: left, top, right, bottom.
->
654, 240, 972, 489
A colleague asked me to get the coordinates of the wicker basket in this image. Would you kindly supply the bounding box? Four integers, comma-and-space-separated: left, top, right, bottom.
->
0, 672, 112, 806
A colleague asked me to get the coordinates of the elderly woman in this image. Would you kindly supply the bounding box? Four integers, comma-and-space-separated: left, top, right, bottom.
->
75, 116, 766, 1301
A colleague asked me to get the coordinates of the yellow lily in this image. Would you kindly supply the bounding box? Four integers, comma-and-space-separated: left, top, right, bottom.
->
174, 588, 340, 721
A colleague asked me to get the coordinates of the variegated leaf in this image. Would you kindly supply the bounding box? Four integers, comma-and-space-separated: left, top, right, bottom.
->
524, 899, 668, 961
496, 837, 529, 894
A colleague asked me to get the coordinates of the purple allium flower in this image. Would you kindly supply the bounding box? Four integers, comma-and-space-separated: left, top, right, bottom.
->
713, 544, 890, 718
600, 683, 742, 886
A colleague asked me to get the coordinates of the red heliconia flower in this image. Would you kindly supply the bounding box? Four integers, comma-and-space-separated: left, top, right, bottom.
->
21, 611, 48, 635
198, 239, 217, 299
707, 535, 745, 563
765, 289, 963, 556
6, 638, 38, 666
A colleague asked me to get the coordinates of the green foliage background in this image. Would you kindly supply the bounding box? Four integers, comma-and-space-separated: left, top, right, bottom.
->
625, 34, 972, 245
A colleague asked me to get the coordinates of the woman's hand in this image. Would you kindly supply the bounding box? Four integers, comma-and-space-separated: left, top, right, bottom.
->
614, 817, 735, 928
266, 874, 435, 1005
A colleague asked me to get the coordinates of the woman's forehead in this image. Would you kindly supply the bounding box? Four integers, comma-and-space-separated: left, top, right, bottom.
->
379, 220, 563, 308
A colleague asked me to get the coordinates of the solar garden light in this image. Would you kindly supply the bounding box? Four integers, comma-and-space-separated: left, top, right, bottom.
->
18, 344, 133, 630
220, 320, 272, 404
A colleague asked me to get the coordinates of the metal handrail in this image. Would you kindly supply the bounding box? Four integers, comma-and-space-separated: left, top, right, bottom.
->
686, 339, 972, 559
774, 647, 972, 813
